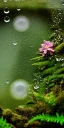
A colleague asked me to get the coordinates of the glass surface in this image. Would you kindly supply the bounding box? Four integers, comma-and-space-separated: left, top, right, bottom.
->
0, 8, 52, 109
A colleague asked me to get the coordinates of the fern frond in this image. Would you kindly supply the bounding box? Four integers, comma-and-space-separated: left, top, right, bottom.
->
54, 67, 64, 74
31, 56, 43, 61
0, 117, 11, 128
32, 61, 50, 66
55, 42, 64, 53
42, 66, 57, 76
48, 74, 64, 82
28, 113, 64, 125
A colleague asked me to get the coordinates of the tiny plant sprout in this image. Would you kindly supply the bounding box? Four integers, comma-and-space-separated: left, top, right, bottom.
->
10, 80, 29, 100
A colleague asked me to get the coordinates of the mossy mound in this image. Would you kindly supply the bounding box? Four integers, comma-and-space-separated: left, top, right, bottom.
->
0, 93, 64, 128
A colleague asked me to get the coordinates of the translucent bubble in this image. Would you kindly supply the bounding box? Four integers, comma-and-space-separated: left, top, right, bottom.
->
4, 7, 9, 14
13, 16, 30, 32
4, 16, 10, 23
34, 85, 39, 90
10, 80, 29, 99
13, 41, 17, 46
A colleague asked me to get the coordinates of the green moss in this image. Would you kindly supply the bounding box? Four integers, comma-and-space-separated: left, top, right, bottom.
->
16, 107, 34, 118
3, 109, 13, 120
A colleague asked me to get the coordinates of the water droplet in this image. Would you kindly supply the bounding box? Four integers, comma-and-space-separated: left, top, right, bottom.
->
17, 8, 21, 11
56, 57, 64, 62
6, 80, 9, 84
34, 85, 39, 90
4, 7, 9, 14
56, 58, 60, 61
3, 0, 7, 2
4, 16, 10, 23
13, 41, 17, 46
52, 24, 55, 27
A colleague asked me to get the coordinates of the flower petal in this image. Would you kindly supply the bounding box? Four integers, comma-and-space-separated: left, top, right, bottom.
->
43, 50, 47, 54
47, 48, 54, 52
39, 48, 43, 52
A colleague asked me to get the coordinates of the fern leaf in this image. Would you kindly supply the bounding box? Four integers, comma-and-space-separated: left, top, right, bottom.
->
32, 61, 50, 66
27, 113, 64, 126
55, 42, 64, 53
0, 117, 11, 128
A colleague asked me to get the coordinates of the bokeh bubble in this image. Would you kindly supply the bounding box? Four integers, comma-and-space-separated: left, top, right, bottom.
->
10, 80, 29, 100
13, 16, 30, 32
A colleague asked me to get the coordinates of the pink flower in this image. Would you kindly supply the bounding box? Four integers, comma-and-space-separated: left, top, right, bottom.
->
39, 40, 54, 56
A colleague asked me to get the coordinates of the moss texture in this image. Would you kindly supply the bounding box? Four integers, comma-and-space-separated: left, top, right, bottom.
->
0, 93, 64, 128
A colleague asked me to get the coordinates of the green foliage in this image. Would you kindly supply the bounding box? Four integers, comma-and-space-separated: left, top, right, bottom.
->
32, 54, 64, 95
0, 117, 11, 128
32, 60, 50, 66
28, 113, 64, 125
32, 39, 64, 95
33, 91, 55, 105
55, 42, 64, 53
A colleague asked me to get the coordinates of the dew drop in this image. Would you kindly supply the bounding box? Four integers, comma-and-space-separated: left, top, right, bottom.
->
56, 58, 60, 61
13, 41, 17, 46
56, 57, 64, 62
34, 85, 39, 90
4, 7, 9, 14
17, 8, 21, 11
4, 16, 10, 23
52, 24, 55, 27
